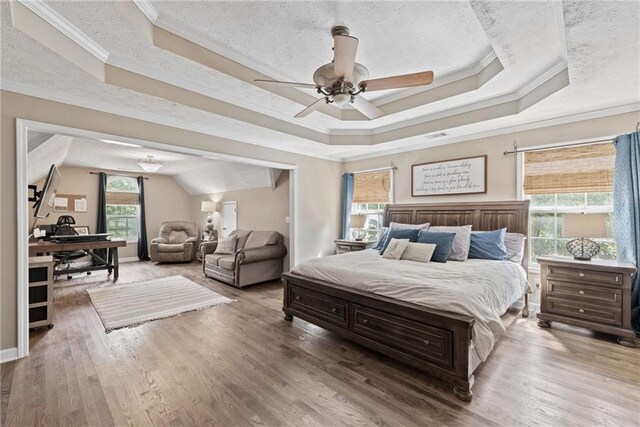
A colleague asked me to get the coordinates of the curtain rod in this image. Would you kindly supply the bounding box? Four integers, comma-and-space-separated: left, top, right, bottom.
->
89, 171, 149, 179
347, 164, 397, 174
503, 138, 614, 156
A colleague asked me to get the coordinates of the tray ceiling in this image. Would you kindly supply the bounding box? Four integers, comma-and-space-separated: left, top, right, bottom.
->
2, 1, 639, 161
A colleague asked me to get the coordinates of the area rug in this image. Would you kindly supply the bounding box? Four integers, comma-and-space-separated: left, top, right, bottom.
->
87, 275, 233, 332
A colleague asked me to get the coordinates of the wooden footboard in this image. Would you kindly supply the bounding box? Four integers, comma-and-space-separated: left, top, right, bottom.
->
282, 272, 476, 401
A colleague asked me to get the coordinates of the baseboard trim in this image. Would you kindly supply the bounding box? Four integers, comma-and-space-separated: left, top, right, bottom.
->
119, 257, 141, 263
0, 347, 19, 364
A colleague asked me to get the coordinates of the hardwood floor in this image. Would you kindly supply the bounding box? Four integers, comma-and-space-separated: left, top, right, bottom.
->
2, 261, 639, 426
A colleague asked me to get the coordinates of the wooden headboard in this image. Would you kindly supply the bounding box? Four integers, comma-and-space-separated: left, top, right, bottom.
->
383, 200, 530, 270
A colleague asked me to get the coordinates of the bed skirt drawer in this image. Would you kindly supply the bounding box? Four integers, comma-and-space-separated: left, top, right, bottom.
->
547, 297, 622, 326
546, 265, 622, 286
351, 304, 453, 368
547, 281, 621, 306
289, 285, 348, 326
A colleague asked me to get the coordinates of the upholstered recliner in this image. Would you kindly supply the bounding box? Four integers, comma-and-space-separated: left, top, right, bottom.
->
202, 229, 287, 288
150, 221, 198, 263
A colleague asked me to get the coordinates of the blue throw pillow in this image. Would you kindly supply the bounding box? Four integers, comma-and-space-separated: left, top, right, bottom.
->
469, 228, 508, 260
380, 228, 420, 253
374, 227, 389, 251
416, 231, 456, 263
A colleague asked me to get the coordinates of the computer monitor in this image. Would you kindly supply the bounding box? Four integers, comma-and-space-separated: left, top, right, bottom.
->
31, 164, 62, 219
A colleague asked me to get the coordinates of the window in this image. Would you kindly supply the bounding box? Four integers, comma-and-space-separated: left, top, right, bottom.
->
524, 142, 616, 265
529, 193, 616, 264
351, 170, 392, 240
106, 176, 139, 241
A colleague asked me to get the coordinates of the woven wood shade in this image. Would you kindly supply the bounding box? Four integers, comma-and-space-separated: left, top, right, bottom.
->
524, 143, 615, 195
353, 170, 391, 203
106, 191, 139, 205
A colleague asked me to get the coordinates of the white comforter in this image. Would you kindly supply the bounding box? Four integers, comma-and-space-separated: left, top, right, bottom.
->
291, 249, 532, 361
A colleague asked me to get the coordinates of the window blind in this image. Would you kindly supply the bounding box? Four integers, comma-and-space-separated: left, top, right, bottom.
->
353, 170, 391, 203
106, 191, 139, 205
523, 142, 615, 195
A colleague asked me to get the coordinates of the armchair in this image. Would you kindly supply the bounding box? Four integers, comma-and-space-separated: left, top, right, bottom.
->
150, 221, 198, 263
203, 230, 287, 287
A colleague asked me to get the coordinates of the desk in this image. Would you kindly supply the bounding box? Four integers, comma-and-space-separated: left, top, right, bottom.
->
29, 239, 127, 281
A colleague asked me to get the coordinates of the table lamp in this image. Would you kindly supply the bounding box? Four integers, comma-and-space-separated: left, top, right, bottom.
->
201, 201, 217, 235
350, 214, 367, 241
562, 213, 607, 261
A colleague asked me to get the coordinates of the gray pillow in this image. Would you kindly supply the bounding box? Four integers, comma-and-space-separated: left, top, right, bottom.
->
504, 233, 527, 264
382, 238, 410, 260
214, 236, 237, 255
389, 221, 430, 231
427, 225, 472, 261
401, 243, 436, 263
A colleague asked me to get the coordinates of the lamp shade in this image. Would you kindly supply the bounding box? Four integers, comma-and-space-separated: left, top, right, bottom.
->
350, 214, 367, 228
201, 201, 216, 213
562, 213, 607, 238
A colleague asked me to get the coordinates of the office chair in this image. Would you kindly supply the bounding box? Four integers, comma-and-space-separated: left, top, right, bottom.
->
53, 216, 91, 280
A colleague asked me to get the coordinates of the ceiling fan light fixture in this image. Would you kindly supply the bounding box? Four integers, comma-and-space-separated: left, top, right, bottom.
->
137, 155, 163, 173
332, 93, 351, 105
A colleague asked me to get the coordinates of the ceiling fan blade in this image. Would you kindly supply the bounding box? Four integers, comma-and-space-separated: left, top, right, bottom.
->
359, 70, 434, 92
333, 35, 359, 82
351, 96, 384, 120
294, 97, 327, 118
254, 79, 319, 89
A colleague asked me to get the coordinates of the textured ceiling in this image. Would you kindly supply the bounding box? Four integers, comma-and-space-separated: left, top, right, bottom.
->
152, 0, 492, 99
3, 1, 640, 161
27, 135, 279, 196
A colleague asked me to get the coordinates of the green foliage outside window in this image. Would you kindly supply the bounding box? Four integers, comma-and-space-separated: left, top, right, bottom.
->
529, 192, 616, 263
106, 176, 139, 240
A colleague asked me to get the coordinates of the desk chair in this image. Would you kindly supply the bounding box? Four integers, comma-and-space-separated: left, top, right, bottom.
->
53, 216, 91, 280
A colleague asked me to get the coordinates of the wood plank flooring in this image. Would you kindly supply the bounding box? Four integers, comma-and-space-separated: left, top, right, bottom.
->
2, 261, 639, 426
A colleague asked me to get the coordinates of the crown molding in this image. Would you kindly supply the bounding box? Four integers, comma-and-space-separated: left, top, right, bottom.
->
132, 0, 158, 22
0, 80, 341, 162
16, 0, 109, 62
339, 102, 640, 162
105, 57, 330, 135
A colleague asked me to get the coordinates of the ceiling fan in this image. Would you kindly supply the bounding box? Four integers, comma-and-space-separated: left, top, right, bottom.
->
255, 26, 434, 120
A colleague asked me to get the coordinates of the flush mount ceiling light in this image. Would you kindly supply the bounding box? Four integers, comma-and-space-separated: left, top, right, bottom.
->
137, 155, 162, 173
255, 25, 434, 120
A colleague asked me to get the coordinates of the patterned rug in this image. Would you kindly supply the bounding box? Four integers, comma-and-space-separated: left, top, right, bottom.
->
87, 275, 233, 332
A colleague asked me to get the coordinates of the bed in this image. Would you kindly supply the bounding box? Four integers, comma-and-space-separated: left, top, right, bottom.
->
282, 201, 530, 401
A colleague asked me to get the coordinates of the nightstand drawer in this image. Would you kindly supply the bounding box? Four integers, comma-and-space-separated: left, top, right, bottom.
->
547, 297, 621, 326
546, 265, 623, 286
547, 281, 622, 306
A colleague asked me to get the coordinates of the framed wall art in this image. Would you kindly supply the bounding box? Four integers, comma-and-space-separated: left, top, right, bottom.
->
412, 155, 487, 197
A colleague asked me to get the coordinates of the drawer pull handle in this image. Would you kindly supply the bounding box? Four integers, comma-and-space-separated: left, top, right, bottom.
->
578, 273, 585, 277
295, 296, 301, 301
423, 339, 430, 346
578, 290, 585, 295
331, 308, 338, 313
578, 308, 585, 313
362, 319, 369, 325
616, 276, 619, 282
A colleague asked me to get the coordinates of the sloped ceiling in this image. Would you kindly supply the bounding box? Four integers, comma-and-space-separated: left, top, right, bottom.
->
3, 1, 639, 161
27, 136, 279, 195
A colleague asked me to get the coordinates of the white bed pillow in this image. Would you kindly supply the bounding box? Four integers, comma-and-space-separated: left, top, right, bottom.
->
390, 221, 430, 231
401, 243, 436, 263
504, 233, 527, 264
427, 225, 472, 261
382, 238, 410, 260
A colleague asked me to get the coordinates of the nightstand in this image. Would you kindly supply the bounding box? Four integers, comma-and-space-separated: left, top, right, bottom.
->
334, 239, 377, 254
537, 256, 637, 347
